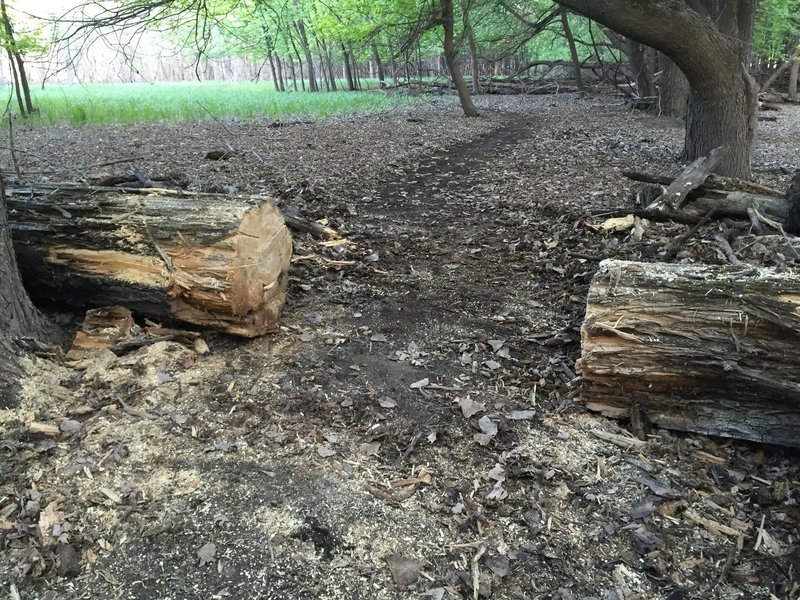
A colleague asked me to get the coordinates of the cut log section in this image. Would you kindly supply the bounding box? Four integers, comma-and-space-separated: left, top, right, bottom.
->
7, 184, 292, 337
578, 259, 800, 447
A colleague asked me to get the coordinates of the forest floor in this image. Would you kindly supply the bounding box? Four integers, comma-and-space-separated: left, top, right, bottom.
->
2, 93, 800, 600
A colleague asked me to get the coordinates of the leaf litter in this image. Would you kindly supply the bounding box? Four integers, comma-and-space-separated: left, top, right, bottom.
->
1, 94, 799, 599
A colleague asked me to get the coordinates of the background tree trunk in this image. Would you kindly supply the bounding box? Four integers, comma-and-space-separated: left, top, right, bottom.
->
560, 7, 584, 92
441, 0, 479, 117
789, 56, 799, 101
372, 43, 385, 86
461, 1, 481, 94
624, 38, 656, 99
759, 42, 800, 94
659, 54, 688, 118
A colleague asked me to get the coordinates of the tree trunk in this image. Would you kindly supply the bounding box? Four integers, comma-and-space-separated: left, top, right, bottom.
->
342, 43, 356, 91
7, 185, 292, 338
0, 0, 33, 115
441, 0, 479, 117
789, 54, 799, 101
624, 38, 656, 99
0, 178, 54, 408
659, 55, 688, 118
323, 39, 337, 91
559, 7, 584, 92
276, 57, 285, 92
555, 0, 758, 179
579, 259, 800, 447
267, 51, 279, 91
372, 43, 385, 87
461, 1, 482, 94
292, 0, 317, 92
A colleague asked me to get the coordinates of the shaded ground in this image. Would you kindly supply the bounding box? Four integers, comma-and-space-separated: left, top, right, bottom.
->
2, 94, 800, 600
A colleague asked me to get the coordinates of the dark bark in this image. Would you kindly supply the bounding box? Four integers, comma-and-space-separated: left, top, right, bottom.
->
292, 0, 317, 92
341, 43, 356, 91
559, 7, 584, 92
372, 43, 385, 87
555, 0, 757, 179
624, 38, 656, 99
0, 178, 53, 408
276, 57, 285, 92
461, 1, 481, 94
580, 259, 800, 447
659, 55, 688, 118
323, 39, 337, 91
441, 0, 479, 117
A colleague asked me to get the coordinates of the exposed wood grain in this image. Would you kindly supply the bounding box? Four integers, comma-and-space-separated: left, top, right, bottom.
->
7, 185, 292, 337
578, 259, 800, 447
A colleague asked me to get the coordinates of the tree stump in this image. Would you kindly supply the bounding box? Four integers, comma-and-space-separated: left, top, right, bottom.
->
578, 259, 800, 447
8, 184, 292, 337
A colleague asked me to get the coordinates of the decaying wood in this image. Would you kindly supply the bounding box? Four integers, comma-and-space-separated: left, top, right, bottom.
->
578, 259, 800, 447
651, 146, 724, 209
7, 184, 292, 337
624, 171, 786, 198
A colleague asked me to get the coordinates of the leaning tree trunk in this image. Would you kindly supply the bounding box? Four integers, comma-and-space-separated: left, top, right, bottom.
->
0, 178, 54, 408
560, 7, 584, 92
441, 0, 479, 117
555, 0, 757, 179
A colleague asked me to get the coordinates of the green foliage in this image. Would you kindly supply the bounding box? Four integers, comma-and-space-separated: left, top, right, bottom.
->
13, 81, 418, 125
754, 0, 800, 61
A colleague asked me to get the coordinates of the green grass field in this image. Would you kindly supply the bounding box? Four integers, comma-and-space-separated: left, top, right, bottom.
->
13, 80, 418, 126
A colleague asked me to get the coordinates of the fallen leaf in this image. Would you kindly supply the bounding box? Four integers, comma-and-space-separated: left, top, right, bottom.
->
386, 555, 423, 587
478, 416, 498, 437
506, 410, 535, 421
360, 442, 381, 456
370, 333, 388, 343
316, 445, 336, 458
488, 339, 505, 351
410, 378, 429, 389
379, 397, 397, 408
483, 360, 501, 370
59, 420, 82, 435
197, 542, 216, 566
457, 396, 485, 418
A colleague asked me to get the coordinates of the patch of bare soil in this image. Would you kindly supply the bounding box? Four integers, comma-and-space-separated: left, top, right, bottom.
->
2, 94, 799, 600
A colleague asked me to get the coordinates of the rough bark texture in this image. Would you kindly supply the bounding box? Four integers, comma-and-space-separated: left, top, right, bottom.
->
0, 181, 52, 408
441, 0, 479, 117
659, 55, 688, 118
7, 185, 292, 337
555, 0, 757, 179
579, 259, 800, 447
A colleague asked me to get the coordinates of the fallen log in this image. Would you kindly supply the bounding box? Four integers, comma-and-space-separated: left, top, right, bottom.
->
578, 259, 800, 447
7, 184, 292, 337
